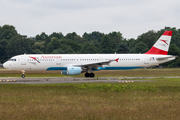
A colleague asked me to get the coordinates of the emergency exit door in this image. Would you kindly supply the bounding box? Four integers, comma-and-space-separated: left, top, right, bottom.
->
56, 59, 61, 65
144, 55, 149, 64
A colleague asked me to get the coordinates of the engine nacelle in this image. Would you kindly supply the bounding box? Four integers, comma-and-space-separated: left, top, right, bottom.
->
61, 67, 82, 75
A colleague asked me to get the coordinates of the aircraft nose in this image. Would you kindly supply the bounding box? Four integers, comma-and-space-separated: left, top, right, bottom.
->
3, 62, 8, 69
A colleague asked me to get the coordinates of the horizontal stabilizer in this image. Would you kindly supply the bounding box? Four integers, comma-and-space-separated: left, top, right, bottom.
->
156, 56, 176, 61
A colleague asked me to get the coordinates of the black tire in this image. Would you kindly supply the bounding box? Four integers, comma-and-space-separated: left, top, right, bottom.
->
85, 72, 90, 77
22, 74, 25, 78
90, 73, 95, 78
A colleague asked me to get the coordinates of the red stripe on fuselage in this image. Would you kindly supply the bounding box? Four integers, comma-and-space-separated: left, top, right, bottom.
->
29, 57, 37, 60
162, 31, 173, 36
145, 46, 168, 55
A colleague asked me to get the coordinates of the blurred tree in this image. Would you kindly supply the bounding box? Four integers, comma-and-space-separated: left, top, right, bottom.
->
35, 32, 49, 41
49, 32, 63, 39
136, 30, 157, 49
100, 35, 117, 53
81, 42, 98, 53
52, 44, 75, 54
32, 41, 45, 54
46, 37, 60, 54
117, 43, 129, 53
168, 44, 180, 56
65, 32, 81, 41
171, 29, 180, 49
133, 42, 149, 53
0, 25, 18, 40
127, 38, 136, 53
33, 49, 44, 54
63, 39, 82, 53
0, 39, 8, 62
108, 31, 123, 44
83, 31, 104, 42
6, 35, 32, 58
35, 32, 50, 53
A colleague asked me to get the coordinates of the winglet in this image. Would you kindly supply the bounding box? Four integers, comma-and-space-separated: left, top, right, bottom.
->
145, 31, 173, 55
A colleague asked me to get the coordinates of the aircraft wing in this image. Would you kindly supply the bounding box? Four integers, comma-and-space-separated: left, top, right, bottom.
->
73, 58, 119, 69
156, 56, 176, 61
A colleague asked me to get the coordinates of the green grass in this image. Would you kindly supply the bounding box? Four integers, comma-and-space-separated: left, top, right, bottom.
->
1, 78, 180, 120
0, 69, 180, 119
0, 68, 180, 77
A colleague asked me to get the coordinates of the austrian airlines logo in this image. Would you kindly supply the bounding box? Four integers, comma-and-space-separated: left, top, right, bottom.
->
29, 57, 40, 63
160, 39, 168, 45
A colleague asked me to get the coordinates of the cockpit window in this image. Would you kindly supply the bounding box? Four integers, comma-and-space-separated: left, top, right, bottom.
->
8, 59, 16, 61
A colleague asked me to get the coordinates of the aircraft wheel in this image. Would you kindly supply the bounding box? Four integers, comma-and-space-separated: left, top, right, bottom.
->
22, 74, 25, 78
90, 73, 95, 78
85, 72, 90, 77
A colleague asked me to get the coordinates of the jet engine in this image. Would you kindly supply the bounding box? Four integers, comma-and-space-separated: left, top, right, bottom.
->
61, 67, 82, 75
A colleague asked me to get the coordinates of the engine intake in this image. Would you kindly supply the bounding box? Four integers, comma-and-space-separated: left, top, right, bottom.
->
61, 67, 82, 75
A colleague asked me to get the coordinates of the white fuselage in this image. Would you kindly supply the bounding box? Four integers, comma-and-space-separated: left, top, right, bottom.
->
3, 31, 175, 77
3, 54, 175, 71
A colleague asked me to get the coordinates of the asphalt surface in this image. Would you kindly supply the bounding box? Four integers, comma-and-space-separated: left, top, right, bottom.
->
1, 76, 179, 84
0, 77, 158, 84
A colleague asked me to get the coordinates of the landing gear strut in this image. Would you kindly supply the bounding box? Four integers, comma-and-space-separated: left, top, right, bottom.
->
21, 69, 25, 78
85, 72, 95, 78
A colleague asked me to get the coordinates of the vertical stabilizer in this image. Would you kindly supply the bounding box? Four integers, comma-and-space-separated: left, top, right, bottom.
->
145, 31, 173, 55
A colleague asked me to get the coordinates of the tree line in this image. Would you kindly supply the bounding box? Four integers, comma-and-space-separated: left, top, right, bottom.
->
0, 25, 180, 67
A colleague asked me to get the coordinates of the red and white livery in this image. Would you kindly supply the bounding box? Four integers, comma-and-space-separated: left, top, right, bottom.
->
3, 31, 176, 78
145, 31, 172, 55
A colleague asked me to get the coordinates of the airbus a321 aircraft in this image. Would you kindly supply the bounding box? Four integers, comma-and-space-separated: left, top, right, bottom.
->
3, 31, 175, 78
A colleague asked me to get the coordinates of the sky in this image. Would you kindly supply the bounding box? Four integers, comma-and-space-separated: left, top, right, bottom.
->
0, 0, 180, 39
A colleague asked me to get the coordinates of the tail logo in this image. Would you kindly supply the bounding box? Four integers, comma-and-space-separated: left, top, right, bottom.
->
160, 39, 168, 45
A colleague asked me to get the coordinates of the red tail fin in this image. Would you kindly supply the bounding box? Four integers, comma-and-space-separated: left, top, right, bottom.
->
145, 31, 172, 55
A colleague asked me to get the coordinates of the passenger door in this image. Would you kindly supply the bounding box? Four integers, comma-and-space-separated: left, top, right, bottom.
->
21, 56, 26, 65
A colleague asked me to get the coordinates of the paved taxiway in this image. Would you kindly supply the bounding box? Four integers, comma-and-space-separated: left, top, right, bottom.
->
1, 76, 180, 84
0, 77, 159, 84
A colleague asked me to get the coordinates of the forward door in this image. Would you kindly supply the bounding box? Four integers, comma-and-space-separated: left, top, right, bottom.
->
21, 56, 26, 65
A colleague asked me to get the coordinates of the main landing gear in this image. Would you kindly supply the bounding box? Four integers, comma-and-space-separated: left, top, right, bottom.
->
85, 72, 95, 78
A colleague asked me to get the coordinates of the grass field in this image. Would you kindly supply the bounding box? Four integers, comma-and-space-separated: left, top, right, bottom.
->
0, 69, 180, 120
0, 68, 180, 77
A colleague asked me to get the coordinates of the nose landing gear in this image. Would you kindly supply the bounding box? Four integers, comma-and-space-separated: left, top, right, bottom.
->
85, 72, 95, 78
22, 74, 25, 78
21, 69, 25, 78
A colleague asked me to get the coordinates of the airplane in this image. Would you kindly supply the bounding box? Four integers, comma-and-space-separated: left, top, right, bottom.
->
3, 31, 176, 78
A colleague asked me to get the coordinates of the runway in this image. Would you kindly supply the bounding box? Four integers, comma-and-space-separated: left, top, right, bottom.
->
0, 77, 156, 84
